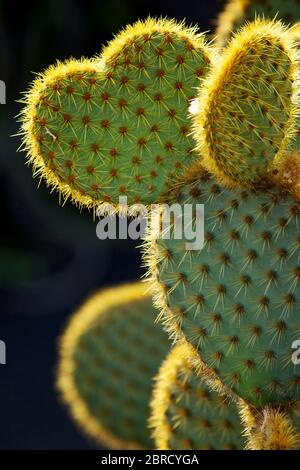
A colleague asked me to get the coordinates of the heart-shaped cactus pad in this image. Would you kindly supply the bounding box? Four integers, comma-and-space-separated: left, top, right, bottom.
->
21, 18, 212, 210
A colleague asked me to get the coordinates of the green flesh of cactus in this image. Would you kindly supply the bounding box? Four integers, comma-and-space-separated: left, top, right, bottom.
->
145, 171, 300, 408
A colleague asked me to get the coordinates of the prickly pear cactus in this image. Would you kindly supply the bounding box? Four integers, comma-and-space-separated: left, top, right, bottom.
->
18, 12, 300, 451
57, 282, 169, 449
150, 343, 245, 450
20, 18, 212, 210
191, 19, 299, 187
216, 0, 300, 48
145, 163, 300, 409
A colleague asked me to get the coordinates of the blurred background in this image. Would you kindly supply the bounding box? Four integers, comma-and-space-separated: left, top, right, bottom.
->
0, 0, 221, 450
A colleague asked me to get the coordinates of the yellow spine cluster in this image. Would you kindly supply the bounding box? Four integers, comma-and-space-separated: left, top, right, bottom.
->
239, 401, 300, 450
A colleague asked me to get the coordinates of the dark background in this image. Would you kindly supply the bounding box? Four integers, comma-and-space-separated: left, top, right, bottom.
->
0, 0, 221, 450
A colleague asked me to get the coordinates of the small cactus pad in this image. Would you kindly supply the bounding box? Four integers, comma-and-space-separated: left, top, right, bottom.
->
144, 169, 300, 408
21, 18, 212, 210
57, 282, 169, 449
191, 19, 299, 187
150, 343, 245, 450
238, 400, 300, 449
216, 0, 300, 48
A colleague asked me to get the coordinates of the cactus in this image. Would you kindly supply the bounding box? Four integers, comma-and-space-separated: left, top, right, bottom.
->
57, 282, 170, 449
20, 18, 212, 211
17, 11, 300, 451
144, 160, 300, 409
150, 343, 245, 450
191, 19, 299, 188
216, 0, 300, 48
238, 400, 300, 449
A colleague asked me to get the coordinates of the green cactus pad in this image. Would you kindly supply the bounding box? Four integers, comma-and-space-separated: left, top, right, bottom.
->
216, 0, 300, 48
21, 18, 212, 210
192, 19, 299, 187
57, 282, 169, 449
150, 343, 245, 450
144, 169, 300, 408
